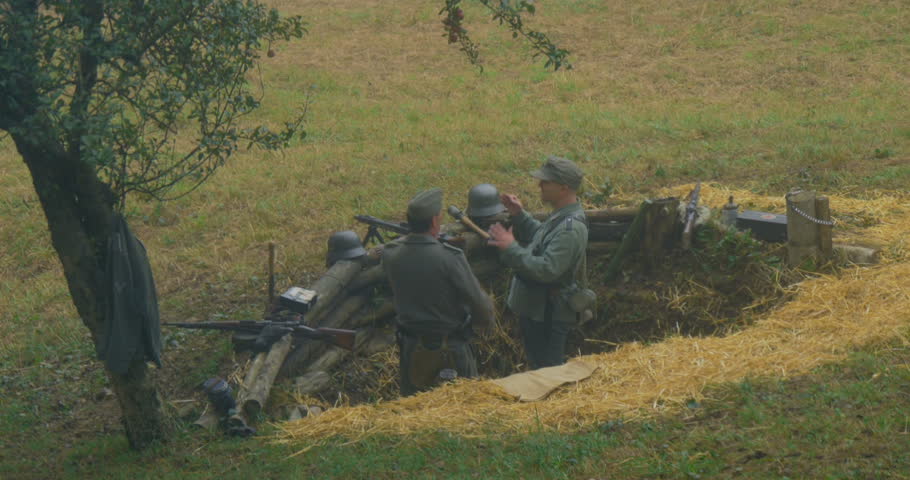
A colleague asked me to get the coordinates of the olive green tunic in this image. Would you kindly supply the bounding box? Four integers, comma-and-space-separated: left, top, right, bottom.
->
500, 202, 588, 323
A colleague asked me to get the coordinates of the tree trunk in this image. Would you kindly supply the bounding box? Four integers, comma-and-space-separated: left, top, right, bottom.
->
17, 138, 171, 450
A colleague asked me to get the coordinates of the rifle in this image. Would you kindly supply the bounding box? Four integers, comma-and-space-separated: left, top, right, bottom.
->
681, 181, 701, 250
163, 321, 356, 351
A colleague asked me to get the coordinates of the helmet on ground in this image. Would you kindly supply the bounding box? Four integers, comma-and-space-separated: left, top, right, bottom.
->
466, 183, 506, 218
326, 230, 367, 266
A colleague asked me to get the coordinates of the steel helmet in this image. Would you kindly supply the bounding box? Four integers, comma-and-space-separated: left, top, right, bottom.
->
326, 230, 367, 266
466, 183, 506, 218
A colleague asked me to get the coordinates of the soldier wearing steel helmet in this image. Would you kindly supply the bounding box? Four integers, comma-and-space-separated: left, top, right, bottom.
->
488, 156, 589, 370
382, 188, 495, 396
325, 230, 366, 267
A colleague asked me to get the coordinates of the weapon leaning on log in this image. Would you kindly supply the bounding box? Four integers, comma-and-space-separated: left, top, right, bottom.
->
163, 320, 357, 352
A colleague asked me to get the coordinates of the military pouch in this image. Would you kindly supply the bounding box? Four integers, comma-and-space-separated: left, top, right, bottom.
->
408, 340, 455, 391
567, 287, 597, 313
569, 240, 596, 315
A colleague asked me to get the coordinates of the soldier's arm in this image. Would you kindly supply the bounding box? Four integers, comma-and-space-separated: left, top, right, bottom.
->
499, 227, 583, 284
509, 210, 541, 244
449, 253, 496, 335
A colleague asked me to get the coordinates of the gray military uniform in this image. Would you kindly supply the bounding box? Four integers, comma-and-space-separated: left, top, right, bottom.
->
382, 188, 494, 396
501, 204, 588, 369
383, 234, 494, 337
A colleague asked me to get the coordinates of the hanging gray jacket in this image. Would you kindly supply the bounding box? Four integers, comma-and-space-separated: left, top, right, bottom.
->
97, 213, 162, 374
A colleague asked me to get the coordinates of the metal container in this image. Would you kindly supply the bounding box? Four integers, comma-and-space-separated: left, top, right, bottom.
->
736, 210, 788, 243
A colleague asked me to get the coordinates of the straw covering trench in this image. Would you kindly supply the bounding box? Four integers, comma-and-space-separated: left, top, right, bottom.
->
276, 185, 909, 448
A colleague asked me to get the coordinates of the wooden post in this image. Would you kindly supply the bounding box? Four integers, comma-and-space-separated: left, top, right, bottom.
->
267, 242, 276, 309
815, 196, 833, 258
604, 201, 649, 282
641, 197, 680, 268
786, 189, 819, 266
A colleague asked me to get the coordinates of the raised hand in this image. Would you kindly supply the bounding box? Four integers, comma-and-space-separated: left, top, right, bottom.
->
500, 193, 523, 216
487, 223, 515, 250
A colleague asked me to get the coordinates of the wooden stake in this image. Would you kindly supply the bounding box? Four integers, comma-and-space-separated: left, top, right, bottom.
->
604, 201, 649, 282
786, 189, 819, 266
815, 196, 833, 258
642, 197, 680, 266
267, 241, 276, 309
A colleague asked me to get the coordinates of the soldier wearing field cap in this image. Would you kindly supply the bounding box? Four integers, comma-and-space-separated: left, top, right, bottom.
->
382, 188, 495, 396
488, 156, 589, 369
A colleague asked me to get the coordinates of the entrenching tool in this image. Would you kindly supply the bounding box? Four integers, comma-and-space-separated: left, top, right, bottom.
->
447, 205, 491, 240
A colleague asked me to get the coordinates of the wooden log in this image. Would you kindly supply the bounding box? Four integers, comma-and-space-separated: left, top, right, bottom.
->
815, 196, 833, 258
586, 241, 621, 256
304, 347, 347, 374
834, 244, 879, 265
302, 329, 386, 376
604, 201, 649, 282
303, 259, 364, 326
588, 221, 632, 242
358, 329, 396, 356
239, 333, 293, 419
532, 207, 638, 222
236, 353, 267, 403
294, 371, 332, 396
282, 293, 371, 375
786, 190, 819, 266
321, 293, 372, 329
349, 300, 396, 328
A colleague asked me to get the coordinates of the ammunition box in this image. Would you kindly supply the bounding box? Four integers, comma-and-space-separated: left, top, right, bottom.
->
736, 210, 788, 243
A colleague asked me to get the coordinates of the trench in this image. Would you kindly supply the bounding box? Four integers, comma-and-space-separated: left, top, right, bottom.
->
306, 223, 801, 407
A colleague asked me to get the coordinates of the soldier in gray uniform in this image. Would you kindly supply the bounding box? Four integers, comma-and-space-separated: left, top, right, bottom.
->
382, 188, 495, 396
488, 156, 588, 369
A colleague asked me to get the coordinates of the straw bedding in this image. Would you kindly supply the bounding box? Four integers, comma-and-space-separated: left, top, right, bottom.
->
276, 185, 909, 447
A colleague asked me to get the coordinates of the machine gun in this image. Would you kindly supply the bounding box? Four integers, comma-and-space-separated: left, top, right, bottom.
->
354, 214, 463, 247
354, 214, 411, 245
681, 181, 701, 250
163, 320, 356, 351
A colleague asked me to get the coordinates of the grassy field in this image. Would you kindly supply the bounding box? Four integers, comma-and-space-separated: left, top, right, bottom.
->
1, 0, 908, 477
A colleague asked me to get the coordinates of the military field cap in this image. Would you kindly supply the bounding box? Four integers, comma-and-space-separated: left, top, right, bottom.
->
530, 155, 584, 190
407, 187, 443, 221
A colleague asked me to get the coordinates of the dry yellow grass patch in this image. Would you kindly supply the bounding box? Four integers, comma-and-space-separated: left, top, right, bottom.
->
276, 188, 910, 450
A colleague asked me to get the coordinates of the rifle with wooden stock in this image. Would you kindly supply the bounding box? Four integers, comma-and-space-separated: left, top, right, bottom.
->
163, 320, 357, 351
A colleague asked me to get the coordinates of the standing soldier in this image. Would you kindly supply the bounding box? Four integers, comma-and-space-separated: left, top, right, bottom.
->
488, 156, 589, 369
382, 188, 495, 396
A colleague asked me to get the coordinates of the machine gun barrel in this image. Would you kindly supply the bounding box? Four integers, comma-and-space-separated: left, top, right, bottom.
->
353, 215, 411, 235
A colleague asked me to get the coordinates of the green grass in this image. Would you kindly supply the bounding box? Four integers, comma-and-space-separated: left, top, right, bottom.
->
1, 0, 909, 476
3, 343, 908, 479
